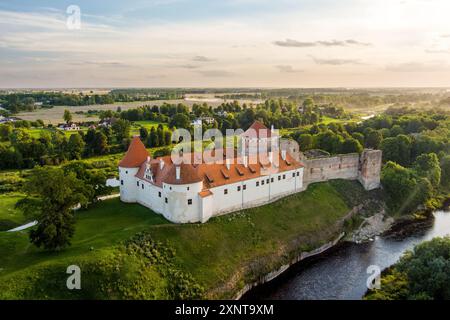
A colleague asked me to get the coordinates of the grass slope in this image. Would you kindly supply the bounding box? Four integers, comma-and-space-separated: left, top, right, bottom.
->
0, 180, 363, 299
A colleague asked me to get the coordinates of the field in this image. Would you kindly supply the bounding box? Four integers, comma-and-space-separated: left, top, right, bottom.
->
0, 179, 364, 299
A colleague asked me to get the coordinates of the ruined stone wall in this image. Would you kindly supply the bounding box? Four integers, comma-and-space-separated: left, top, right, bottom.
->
303, 153, 360, 185
300, 149, 382, 191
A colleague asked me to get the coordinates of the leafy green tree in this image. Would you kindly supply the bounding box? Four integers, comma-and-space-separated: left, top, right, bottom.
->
17, 167, 89, 251
342, 138, 363, 154
67, 133, 85, 160
169, 113, 190, 129
139, 127, 149, 142
63, 109, 73, 123
381, 161, 433, 214
0, 124, 12, 141
297, 133, 314, 151
365, 130, 383, 149
112, 119, 131, 143
93, 131, 109, 155
381, 135, 412, 166
413, 153, 441, 188
440, 155, 450, 188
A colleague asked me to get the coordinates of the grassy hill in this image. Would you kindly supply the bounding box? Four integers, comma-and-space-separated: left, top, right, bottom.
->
0, 180, 371, 299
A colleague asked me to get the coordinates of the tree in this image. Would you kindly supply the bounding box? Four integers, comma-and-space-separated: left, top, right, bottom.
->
342, 138, 363, 154
440, 155, 450, 188
17, 167, 89, 251
139, 127, 149, 142
381, 135, 412, 166
63, 109, 73, 124
365, 130, 383, 149
0, 124, 12, 141
169, 113, 190, 129
297, 134, 314, 151
381, 161, 433, 214
67, 133, 85, 160
112, 119, 131, 143
93, 131, 109, 155
413, 153, 441, 188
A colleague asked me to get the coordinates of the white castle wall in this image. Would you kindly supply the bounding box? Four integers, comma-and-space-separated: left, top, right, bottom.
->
119, 149, 380, 224
119, 167, 139, 202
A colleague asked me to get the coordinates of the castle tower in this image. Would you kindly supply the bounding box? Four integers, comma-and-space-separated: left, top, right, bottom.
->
358, 149, 382, 191
119, 136, 149, 202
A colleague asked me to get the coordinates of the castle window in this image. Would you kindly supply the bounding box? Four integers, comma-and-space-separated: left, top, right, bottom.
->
237, 186, 241, 191
278, 176, 281, 181
224, 189, 228, 195
297, 172, 300, 177
137, 181, 139, 186
188, 199, 192, 205
271, 177, 274, 183
187, 187, 190, 191
142, 184, 144, 190
243, 184, 247, 190
292, 173, 296, 178
121, 180, 123, 185
165, 197, 168, 204
158, 191, 161, 197
170, 187, 172, 190
283, 174, 286, 179
266, 178, 270, 184
261, 180, 265, 185
256, 181, 259, 187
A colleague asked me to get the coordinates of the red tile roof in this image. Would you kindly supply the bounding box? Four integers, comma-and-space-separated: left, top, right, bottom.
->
132, 148, 303, 189
119, 136, 150, 168
241, 120, 276, 139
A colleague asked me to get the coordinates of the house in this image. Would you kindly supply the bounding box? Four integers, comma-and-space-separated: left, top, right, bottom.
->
191, 119, 202, 126
118, 121, 382, 224
98, 117, 117, 128
59, 123, 80, 131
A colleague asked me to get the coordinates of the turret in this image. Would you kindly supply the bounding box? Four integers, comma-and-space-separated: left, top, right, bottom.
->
358, 149, 382, 190
119, 136, 149, 202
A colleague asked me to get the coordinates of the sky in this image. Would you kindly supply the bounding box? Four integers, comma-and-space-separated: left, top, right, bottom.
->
0, 0, 450, 88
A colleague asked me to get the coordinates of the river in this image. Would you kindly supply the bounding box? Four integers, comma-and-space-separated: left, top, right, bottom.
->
244, 210, 450, 300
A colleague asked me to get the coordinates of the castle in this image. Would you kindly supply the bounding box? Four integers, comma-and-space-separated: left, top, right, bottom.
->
119, 121, 382, 223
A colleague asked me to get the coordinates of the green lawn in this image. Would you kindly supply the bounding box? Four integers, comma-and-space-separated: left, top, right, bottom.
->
0, 193, 27, 231
0, 180, 362, 298
130, 120, 167, 136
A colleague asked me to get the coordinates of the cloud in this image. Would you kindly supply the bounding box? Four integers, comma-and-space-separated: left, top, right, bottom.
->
273, 38, 371, 48
275, 65, 303, 73
175, 64, 201, 69
385, 62, 450, 72
196, 70, 235, 77
425, 49, 450, 54
192, 55, 215, 62
309, 55, 363, 65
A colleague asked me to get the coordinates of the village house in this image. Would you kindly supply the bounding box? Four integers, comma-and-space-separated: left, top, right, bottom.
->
58, 122, 80, 131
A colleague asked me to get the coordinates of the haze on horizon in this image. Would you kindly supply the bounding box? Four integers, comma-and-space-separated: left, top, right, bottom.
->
1, 0, 450, 89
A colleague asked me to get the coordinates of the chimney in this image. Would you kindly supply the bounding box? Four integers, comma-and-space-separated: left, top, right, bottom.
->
225, 158, 231, 170
281, 149, 286, 160
176, 166, 181, 180
146, 156, 150, 162
268, 151, 273, 164
243, 155, 248, 168
159, 159, 164, 170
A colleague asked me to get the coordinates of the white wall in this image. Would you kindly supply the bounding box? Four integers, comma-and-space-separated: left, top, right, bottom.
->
119, 166, 139, 202
120, 166, 304, 224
